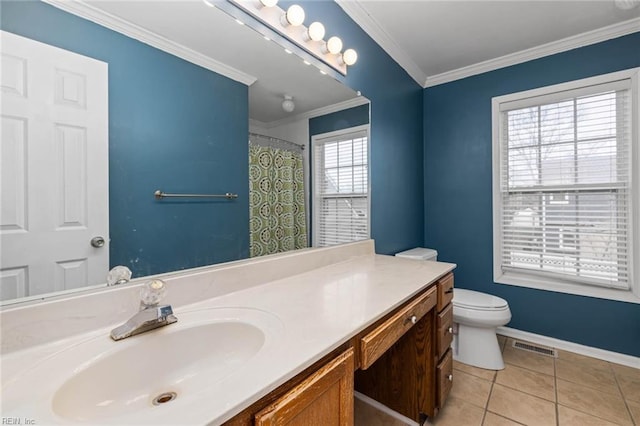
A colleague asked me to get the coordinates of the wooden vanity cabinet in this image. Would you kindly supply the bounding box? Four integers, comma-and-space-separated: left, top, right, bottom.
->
224, 273, 455, 425
254, 348, 354, 426
224, 346, 355, 426
434, 273, 454, 413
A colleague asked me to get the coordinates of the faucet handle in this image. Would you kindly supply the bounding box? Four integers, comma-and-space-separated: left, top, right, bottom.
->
140, 279, 167, 307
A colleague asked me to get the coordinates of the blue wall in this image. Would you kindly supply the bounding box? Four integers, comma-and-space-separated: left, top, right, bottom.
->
424, 32, 640, 356
1, 1, 249, 278
292, 1, 425, 255
309, 103, 369, 136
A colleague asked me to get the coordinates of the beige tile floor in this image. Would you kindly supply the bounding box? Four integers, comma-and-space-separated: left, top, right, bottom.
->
355, 335, 640, 426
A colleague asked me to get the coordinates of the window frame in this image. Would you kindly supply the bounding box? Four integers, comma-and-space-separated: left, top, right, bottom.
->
311, 124, 371, 247
491, 68, 640, 304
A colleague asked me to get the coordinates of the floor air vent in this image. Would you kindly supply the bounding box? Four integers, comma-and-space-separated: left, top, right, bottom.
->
512, 340, 558, 358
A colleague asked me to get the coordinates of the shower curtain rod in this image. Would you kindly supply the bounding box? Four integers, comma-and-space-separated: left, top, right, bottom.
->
249, 132, 305, 150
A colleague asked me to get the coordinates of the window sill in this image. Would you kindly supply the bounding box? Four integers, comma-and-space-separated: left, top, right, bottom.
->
495, 271, 640, 304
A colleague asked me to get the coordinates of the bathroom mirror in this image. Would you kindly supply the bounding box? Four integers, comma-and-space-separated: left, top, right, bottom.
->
0, 0, 368, 305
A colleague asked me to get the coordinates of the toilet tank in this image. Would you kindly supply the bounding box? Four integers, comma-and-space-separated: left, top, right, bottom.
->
395, 247, 438, 261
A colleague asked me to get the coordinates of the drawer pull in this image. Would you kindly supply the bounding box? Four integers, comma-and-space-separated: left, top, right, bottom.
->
410, 315, 417, 324
445, 288, 453, 294
447, 374, 453, 381
448, 327, 453, 334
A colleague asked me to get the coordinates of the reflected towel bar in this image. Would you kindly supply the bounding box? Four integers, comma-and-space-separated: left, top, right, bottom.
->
154, 190, 238, 200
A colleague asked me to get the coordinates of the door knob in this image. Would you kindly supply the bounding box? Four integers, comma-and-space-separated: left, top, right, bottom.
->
90, 236, 105, 248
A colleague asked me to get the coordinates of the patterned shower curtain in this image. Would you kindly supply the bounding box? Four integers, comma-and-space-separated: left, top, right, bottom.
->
249, 144, 308, 257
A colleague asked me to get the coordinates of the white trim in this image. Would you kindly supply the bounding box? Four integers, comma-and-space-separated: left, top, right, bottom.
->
497, 326, 640, 369
425, 17, 640, 88
354, 391, 419, 426
335, 0, 427, 87
492, 67, 640, 304
258, 97, 370, 129
41, 0, 257, 86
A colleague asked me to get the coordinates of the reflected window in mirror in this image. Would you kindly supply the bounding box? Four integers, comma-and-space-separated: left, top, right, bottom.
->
312, 125, 370, 247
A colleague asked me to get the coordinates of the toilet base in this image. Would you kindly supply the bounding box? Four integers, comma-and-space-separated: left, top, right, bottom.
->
453, 324, 505, 370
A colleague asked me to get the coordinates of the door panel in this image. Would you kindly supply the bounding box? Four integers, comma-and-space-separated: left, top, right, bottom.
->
0, 30, 108, 301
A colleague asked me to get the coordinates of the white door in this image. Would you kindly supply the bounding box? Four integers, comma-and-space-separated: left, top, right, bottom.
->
0, 30, 109, 301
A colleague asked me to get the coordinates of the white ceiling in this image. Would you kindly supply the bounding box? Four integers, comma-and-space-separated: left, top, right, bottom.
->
338, 0, 640, 87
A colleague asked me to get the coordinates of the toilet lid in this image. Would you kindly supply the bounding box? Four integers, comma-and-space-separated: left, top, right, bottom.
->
453, 289, 508, 310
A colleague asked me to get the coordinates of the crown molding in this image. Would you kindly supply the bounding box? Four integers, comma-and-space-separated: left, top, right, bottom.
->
335, 0, 427, 87
41, 0, 257, 86
260, 96, 370, 129
336, 0, 639, 89
424, 17, 640, 88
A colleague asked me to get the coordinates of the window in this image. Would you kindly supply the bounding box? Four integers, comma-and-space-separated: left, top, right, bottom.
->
312, 125, 370, 247
492, 69, 639, 303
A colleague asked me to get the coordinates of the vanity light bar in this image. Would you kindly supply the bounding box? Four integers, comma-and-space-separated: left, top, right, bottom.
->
227, 0, 355, 75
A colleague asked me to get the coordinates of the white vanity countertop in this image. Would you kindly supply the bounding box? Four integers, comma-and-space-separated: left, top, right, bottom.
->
1, 242, 455, 425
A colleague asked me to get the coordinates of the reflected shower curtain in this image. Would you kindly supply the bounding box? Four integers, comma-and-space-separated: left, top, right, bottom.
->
249, 145, 307, 257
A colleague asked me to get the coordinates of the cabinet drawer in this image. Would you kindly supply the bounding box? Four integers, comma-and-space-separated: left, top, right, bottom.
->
436, 348, 453, 408
436, 304, 453, 359
360, 286, 437, 370
437, 273, 454, 312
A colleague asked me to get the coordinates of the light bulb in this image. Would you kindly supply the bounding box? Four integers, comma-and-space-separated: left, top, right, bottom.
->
259, 0, 278, 7
326, 36, 342, 55
282, 4, 305, 27
282, 95, 295, 113
307, 22, 325, 41
342, 48, 358, 66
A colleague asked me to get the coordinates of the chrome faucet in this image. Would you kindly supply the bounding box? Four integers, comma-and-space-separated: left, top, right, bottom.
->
110, 279, 177, 341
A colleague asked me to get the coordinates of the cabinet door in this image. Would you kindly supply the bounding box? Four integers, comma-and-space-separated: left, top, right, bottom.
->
255, 348, 354, 426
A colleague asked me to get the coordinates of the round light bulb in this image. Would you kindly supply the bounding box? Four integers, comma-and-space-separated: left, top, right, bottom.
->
285, 5, 305, 26
307, 22, 325, 41
259, 0, 278, 7
342, 48, 358, 66
326, 36, 343, 55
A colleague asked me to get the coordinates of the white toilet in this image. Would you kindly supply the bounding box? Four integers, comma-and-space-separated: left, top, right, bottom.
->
395, 247, 512, 371
452, 289, 511, 370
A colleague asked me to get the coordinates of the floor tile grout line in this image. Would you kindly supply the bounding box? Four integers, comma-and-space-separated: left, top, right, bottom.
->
611, 360, 637, 426
480, 380, 495, 425
489, 376, 557, 404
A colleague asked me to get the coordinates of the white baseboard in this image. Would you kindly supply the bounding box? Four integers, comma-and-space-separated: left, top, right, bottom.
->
354, 391, 419, 426
497, 326, 640, 369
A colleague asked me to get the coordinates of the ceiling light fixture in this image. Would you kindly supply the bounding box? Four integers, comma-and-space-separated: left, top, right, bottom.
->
224, 1, 358, 75
282, 95, 295, 112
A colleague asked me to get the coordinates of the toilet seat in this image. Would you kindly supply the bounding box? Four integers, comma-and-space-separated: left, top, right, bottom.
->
453, 289, 508, 311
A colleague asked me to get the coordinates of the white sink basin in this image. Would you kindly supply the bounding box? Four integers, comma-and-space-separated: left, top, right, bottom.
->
2, 307, 282, 424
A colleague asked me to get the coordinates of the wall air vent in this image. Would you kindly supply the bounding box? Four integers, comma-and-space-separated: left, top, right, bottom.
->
512, 340, 558, 358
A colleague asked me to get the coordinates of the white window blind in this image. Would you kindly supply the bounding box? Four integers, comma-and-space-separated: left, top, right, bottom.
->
313, 128, 369, 247
497, 80, 632, 290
